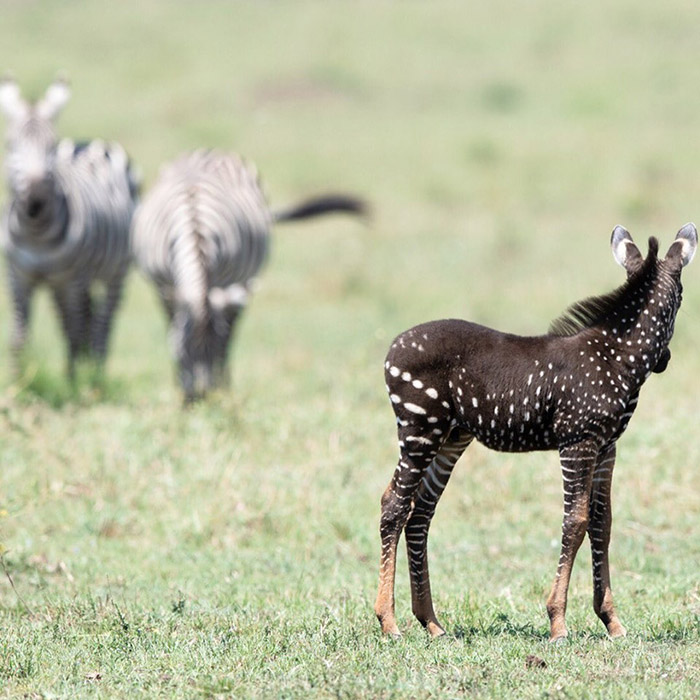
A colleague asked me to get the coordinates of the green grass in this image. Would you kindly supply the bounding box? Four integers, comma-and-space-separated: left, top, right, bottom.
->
1, 1, 700, 697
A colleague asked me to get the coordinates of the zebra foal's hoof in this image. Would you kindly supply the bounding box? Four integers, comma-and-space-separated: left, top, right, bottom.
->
607, 622, 627, 639
548, 629, 569, 645
425, 621, 447, 639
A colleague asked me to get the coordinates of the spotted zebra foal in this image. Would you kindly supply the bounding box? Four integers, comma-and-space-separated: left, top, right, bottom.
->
131, 148, 365, 402
375, 224, 697, 642
0, 78, 138, 378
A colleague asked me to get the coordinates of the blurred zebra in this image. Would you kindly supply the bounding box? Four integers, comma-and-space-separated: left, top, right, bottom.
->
131, 148, 365, 401
0, 78, 139, 378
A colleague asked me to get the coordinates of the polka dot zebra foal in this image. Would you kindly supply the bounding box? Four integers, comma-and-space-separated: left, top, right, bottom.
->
374, 224, 697, 642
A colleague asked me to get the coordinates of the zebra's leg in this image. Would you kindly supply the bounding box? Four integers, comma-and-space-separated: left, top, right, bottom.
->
374, 419, 450, 637
588, 443, 626, 638
209, 284, 248, 389
7, 268, 33, 376
157, 287, 176, 323
52, 282, 90, 380
90, 271, 127, 364
170, 303, 214, 402
405, 427, 473, 638
218, 305, 246, 388
158, 289, 197, 401
170, 306, 196, 402
209, 309, 235, 390
78, 287, 92, 357
161, 290, 200, 400
546, 441, 598, 641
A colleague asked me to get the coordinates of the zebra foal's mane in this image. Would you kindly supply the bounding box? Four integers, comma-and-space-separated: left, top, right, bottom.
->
548, 237, 659, 337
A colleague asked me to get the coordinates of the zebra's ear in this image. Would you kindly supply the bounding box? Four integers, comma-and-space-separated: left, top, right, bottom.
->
35, 78, 71, 121
665, 222, 698, 268
0, 78, 28, 122
611, 225, 643, 274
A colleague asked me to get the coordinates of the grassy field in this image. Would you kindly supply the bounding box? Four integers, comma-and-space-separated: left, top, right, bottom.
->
1, 1, 699, 697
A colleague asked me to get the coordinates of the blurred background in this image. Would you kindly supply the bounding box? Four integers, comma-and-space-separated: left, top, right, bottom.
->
0, 2, 698, 696
3, 1, 700, 372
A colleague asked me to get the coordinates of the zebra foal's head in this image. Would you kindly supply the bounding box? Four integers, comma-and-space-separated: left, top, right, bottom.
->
0, 77, 70, 228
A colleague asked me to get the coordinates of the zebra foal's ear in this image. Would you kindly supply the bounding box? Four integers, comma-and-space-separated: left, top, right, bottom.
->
665, 222, 698, 268
0, 77, 28, 121
36, 77, 71, 121
611, 225, 643, 274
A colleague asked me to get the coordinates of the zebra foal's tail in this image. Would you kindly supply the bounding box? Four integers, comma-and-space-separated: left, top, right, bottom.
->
272, 193, 367, 224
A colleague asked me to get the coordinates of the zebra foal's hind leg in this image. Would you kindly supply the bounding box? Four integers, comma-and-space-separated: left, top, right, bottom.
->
374, 418, 452, 637
405, 427, 473, 638
546, 441, 598, 641
588, 443, 626, 638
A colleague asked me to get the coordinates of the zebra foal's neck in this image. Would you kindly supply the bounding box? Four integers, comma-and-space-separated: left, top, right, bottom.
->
550, 234, 680, 384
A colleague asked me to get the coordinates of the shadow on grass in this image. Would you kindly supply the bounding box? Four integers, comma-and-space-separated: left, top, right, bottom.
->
642, 617, 700, 643
6, 361, 132, 409
452, 613, 700, 644
453, 612, 548, 642
5, 365, 249, 434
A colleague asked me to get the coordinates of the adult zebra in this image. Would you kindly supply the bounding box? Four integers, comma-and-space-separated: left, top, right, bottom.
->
131, 148, 365, 401
0, 78, 138, 379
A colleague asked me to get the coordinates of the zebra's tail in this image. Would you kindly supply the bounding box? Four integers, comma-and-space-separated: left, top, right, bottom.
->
272, 193, 368, 224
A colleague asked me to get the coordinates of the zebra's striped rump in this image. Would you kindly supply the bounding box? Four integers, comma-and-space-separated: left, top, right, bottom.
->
132, 148, 365, 401
132, 149, 269, 400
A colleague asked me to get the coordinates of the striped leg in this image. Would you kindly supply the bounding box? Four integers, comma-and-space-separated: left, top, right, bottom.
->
546, 441, 598, 641
171, 306, 198, 402
91, 273, 126, 363
159, 289, 201, 401
7, 268, 33, 376
211, 307, 243, 390
588, 443, 626, 638
374, 421, 447, 637
53, 282, 90, 379
405, 428, 473, 638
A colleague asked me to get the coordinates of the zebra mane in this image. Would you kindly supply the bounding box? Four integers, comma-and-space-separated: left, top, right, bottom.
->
549, 237, 659, 337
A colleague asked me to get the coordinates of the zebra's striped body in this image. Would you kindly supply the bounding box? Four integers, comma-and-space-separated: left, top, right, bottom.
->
132, 148, 364, 401
374, 225, 697, 642
0, 79, 138, 377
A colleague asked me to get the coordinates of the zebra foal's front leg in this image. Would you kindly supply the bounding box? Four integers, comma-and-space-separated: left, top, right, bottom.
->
404, 428, 473, 638
546, 441, 598, 641
588, 443, 626, 638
